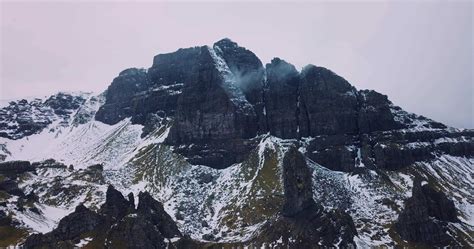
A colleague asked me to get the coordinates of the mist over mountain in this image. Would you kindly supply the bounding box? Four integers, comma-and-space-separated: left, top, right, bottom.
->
0, 39, 472, 248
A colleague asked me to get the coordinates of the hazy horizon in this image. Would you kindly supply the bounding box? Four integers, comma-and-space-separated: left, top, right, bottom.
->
1, 1, 472, 128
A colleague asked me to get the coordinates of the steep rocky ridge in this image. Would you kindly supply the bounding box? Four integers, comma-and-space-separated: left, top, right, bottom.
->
90, 38, 460, 171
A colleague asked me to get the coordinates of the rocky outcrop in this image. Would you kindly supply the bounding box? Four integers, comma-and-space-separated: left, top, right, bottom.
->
255, 207, 357, 248
357, 90, 404, 133
136, 192, 181, 238
0, 93, 87, 140
394, 178, 461, 247
31, 158, 68, 169
164, 41, 264, 168
95, 68, 183, 128
0, 161, 34, 176
304, 128, 474, 172
0, 177, 25, 197
23, 185, 184, 249
298, 65, 360, 136
255, 146, 357, 248
23, 204, 104, 249
0, 98, 52, 140
264, 58, 300, 139
104, 191, 182, 249
105, 214, 168, 249
100, 185, 135, 223
281, 145, 316, 216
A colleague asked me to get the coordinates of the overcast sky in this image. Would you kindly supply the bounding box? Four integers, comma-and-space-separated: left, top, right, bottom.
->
1, 1, 472, 128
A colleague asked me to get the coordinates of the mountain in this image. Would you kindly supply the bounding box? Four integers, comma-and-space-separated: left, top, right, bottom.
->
0, 38, 472, 248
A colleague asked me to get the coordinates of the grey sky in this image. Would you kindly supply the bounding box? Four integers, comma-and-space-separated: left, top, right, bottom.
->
1, 1, 473, 128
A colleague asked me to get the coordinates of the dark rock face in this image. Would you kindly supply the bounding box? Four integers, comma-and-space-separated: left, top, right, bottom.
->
23, 186, 183, 249
0, 177, 25, 197
264, 58, 300, 139
95, 68, 182, 127
281, 145, 316, 216
256, 145, 357, 247
357, 90, 403, 133
43, 93, 86, 117
100, 185, 134, 223
137, 192, 182, 238
148, 47, 203, 86
105, 215, 167, 249
305, 134, 358, 172
95, 40, 266, 168
394, 178, 460, 247
256, 207, 357, 248
95, 68, 152, 125
171, 138, 259, 169
165, 42, 264, 168
23, 204, 103, 249
0, 161, 34, 176
214, 38, 267, 135
304, 129, 474, 172
167, 46, 257, 143
31, 159, 68, 169
298, 65, 359, 137
89, 38, 474, 171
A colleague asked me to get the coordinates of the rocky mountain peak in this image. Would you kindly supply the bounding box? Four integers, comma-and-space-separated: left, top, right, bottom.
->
118, 67, 146, 77
66, 38, 473, 171
266, 57, 299, 84
213, 37, 239, 49
300, 64, 354, 93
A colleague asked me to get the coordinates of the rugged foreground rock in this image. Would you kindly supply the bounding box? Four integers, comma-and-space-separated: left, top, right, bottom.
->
255, 146, 357, 248
20, 184, 356, 248
394, 178, 462, 247
22, 185, 182, 249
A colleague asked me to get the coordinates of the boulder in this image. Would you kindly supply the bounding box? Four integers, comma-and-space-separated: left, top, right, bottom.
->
394, 178, 460, 247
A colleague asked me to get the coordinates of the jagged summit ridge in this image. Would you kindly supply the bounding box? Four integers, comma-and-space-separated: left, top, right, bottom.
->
90, 38, 451, 169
